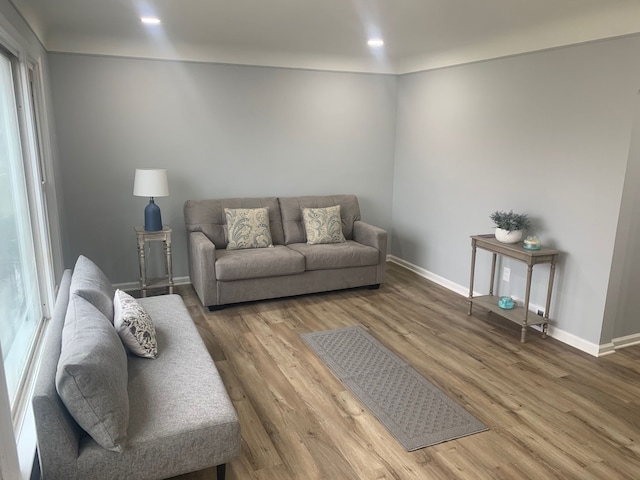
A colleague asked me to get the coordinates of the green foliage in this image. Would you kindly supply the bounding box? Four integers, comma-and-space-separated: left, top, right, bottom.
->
490, 210, 531, 232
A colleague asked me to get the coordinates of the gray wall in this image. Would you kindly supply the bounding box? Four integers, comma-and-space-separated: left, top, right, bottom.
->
48, 53, 397, 284
392, 36, 640, 345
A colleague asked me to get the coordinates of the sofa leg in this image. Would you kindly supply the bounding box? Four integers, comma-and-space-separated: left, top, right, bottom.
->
368, 284, 381, 290
208, 305, 225, 312
217, 463, 226, 480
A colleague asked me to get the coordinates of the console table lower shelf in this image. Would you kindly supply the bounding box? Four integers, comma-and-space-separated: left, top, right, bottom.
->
471, 295, 549, 337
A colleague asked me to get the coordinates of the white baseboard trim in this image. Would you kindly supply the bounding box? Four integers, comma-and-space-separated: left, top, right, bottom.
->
596, 333, 640, 356
544, 325, 601, 357
612, 333, 640, 350
387, 255, 603, 357
387, 255, 469, 297
113, 276, 191, 293
598, 343, 616, 357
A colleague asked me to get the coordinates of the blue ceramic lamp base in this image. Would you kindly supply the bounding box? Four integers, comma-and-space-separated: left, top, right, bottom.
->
144, 198, 163, 231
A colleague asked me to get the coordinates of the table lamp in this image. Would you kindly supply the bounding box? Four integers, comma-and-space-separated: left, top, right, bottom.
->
133, 168, 169, 231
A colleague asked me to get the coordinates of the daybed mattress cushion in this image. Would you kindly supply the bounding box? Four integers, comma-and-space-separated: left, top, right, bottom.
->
76, 294, 240, 479
287, 241, 380, 271
215, 245, 305, 281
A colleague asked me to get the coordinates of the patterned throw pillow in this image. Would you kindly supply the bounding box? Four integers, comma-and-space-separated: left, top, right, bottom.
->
302, 205, 346, 245
225, 207, 273, 250
113, 289, 158, 359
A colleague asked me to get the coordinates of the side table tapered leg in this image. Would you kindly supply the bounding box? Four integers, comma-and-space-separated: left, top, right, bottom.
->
489, 253, 497, 296
521, 265, 534, 343
468, 241, 477, 315
137, 236, 147, 298
165, 238, 174, 294
542, 260, 557, 338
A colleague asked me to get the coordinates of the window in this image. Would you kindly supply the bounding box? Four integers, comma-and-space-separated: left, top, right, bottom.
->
0, 49, 43, 410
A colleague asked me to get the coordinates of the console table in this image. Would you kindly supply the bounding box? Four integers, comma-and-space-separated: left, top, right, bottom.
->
135, 226, 174, 297
468, 234, 559, 343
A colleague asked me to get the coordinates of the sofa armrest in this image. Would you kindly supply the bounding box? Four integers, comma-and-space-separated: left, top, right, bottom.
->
353, 221, 387, 284
188, 232, 218, 307
33, 269, 83, 479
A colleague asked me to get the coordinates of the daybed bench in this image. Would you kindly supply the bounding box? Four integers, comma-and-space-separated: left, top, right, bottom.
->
184, 194, 387, 309
32, 256, 240, 479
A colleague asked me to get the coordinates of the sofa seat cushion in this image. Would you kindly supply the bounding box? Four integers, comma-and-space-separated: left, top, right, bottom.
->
74, 294, 240, 479
216, 245, 305, 281
287, 240, 379, 271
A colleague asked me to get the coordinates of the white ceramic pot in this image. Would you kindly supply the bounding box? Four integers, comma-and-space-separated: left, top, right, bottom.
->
495, 228, 523, 244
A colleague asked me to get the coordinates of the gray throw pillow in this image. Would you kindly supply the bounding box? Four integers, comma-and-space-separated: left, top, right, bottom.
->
56, 293, 129, 452
70, 255, 116, 324
302, 205, 346, 245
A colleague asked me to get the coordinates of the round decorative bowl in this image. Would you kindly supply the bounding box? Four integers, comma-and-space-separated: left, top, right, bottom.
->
498, 296, 515, 310
495, 228, 523, 244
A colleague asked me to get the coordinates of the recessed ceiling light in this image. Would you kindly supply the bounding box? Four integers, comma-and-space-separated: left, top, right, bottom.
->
141, 17, 161, 25
368, 39, 384, 48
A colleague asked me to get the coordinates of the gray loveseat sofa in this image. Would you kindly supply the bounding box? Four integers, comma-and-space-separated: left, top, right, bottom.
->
184, 194, 387, 309
32, 256, 240, 479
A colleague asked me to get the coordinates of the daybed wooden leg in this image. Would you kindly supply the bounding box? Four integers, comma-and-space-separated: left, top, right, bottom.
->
217, 463, 226, 480
368, 284, 380, 290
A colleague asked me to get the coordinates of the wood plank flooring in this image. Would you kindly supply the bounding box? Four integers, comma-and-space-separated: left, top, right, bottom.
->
170, 262, 640, 479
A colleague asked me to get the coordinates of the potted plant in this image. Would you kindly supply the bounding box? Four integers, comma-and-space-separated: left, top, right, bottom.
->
490, 210, 531, 244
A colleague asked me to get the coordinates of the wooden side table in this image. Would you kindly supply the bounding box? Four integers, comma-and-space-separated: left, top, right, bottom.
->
135, 226, 174, 297
468, 234, 559, 343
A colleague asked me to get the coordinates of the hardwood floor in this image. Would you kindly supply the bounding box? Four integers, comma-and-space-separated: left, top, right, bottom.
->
171, 262, 640, 479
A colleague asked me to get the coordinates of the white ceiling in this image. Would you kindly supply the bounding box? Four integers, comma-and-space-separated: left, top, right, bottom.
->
10, 0, 640, 74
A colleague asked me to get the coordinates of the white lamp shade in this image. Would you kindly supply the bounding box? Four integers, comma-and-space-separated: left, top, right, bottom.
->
133, 169, 169, 197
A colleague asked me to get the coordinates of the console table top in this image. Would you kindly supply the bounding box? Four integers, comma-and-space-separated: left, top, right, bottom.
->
471, 234, 559, 256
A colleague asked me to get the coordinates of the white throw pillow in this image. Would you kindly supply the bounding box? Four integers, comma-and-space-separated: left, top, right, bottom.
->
114, 289, 158, 359
302, 205, 346, 245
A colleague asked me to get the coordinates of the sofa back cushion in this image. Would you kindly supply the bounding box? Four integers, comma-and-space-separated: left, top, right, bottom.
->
280, 195, 361, 245
56, 293, 129, 452
70, 255, 115, 324
184, 197, 284, 247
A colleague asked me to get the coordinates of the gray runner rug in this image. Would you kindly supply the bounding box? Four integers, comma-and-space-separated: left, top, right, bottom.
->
301, 326, 487, 451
